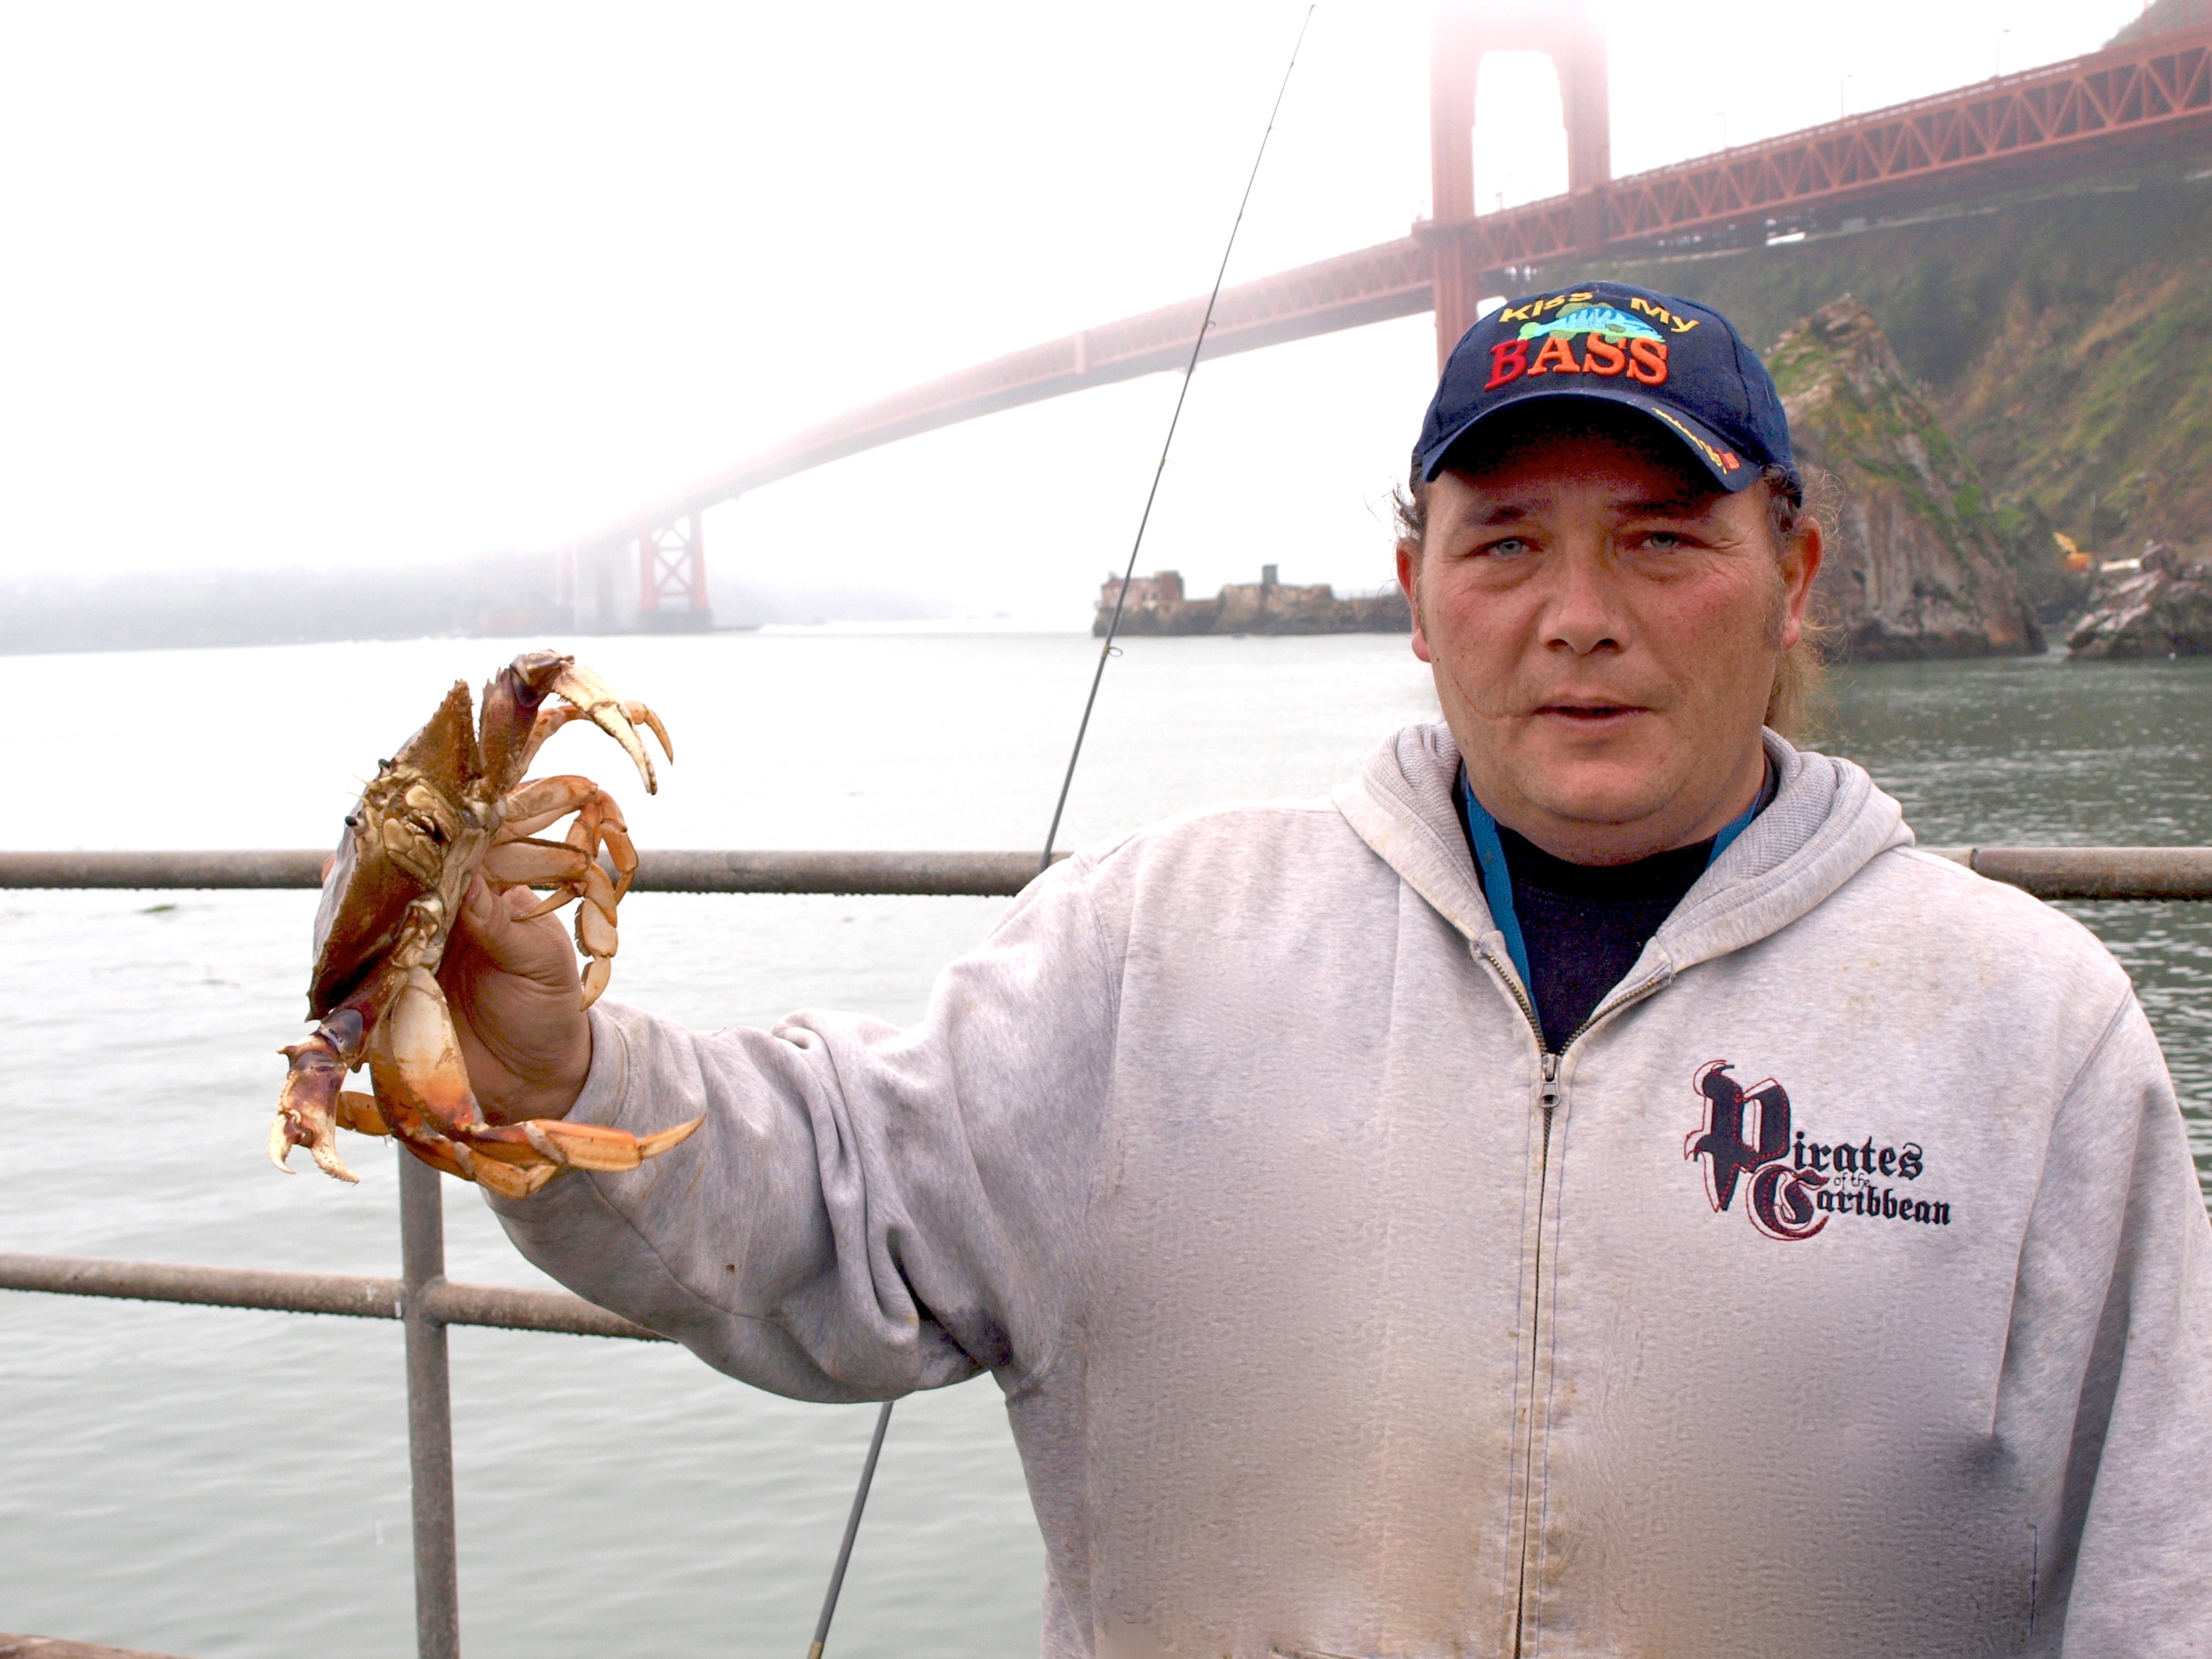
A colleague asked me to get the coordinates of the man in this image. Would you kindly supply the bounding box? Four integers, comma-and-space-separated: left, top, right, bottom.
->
443, 281, 2212, 1656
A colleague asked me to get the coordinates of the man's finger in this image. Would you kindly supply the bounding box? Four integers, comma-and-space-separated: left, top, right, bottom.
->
453, 877, 578, 985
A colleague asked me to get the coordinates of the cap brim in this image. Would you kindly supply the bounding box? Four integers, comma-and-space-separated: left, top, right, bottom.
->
1418, 384, 1764, 493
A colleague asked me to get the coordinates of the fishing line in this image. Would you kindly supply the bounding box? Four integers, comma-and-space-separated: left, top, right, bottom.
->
801, 9, 1315, 1653
1038, 1, 1319, 873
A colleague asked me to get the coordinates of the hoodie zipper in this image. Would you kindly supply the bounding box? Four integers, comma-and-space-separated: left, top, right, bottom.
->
1512, 1046, 1559, 1659
1480, 948, 1668, 1658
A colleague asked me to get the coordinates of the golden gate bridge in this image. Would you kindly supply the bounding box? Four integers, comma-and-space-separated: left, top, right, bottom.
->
570, 4, 2212, 631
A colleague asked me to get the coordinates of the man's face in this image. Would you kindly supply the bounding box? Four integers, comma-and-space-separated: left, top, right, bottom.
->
1396, 410, 1821, 865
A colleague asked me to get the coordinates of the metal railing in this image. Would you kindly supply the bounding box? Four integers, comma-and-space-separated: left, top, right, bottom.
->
0, 847, 1065, 897
7, 843, 2212, 901
3, 843, 2209, 1657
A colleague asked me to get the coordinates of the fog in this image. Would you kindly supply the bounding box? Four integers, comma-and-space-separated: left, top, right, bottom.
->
0, 1, 2150, 626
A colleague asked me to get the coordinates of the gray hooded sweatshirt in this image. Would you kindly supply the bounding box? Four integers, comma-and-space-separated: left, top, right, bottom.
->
491, 725, 2212, 1658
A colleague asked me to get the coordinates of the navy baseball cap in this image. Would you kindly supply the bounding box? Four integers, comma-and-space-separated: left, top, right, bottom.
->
1413, 280, 1795, 494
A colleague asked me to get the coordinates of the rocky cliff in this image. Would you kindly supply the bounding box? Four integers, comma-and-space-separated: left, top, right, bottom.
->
1578, 162, 2212, 623
1769, 299, 2042, 660
2067, 542, 2212, 657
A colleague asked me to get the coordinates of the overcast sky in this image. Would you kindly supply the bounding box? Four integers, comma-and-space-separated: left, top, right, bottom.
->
0, 2, 2153, 621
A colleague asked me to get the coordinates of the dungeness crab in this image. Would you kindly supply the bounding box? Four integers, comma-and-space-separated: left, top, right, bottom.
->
269, 650, 700, 1199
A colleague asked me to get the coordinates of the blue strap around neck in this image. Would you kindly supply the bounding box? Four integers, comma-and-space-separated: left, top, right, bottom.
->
1459, 771, 1768, 995
1707, 785, 1764, 865
1461, 786, 1534, 993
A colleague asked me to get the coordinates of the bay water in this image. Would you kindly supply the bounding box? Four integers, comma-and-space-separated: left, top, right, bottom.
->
1, 633, 2205, 1657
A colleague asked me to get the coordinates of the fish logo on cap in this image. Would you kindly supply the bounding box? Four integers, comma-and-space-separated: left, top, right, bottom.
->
1516, 304, 1662, 344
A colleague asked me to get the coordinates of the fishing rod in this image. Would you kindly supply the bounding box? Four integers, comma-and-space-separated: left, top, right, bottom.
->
803, 1398, 891, 1659
800, 7, 1317, 1654
1039, 3, 1319, 874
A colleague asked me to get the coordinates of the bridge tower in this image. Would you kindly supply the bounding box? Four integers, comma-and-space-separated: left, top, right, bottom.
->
633, 513, 713, 632
1427, 1, 1610, 366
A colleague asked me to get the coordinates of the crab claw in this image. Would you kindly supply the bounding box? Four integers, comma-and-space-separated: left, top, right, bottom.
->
548, 663, 659, 794
268, 1101, 363, 1183
269, 1096, 361, 1184
275, 1032, 363, 1183
266, 1113, 299, 1174
624, 702, 674, 765
308, 1133, 361, 1184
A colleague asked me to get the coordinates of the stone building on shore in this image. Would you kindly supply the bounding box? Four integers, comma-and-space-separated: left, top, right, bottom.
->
1094, 565, 1410, 637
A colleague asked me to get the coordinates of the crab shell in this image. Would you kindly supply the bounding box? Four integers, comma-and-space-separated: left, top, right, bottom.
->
308, 680, 496, 1020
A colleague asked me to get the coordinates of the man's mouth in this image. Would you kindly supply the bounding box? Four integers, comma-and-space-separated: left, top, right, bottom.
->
1535, 700, 1650, 722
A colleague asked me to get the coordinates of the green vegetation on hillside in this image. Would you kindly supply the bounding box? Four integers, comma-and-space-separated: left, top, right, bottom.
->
1766, 304, 1997, 570
1769, 299, 2039, 656
1576, 166, 2212, 611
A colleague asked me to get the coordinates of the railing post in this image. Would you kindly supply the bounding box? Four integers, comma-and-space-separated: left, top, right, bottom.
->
399, 1151, 460, 1659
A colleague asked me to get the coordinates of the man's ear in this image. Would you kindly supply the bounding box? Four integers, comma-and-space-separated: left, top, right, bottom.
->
1776, 519, 1823, 651
1396, 539, 1432, 664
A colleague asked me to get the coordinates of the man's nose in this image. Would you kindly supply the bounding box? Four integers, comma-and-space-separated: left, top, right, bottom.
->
1542, 547, 1626, 656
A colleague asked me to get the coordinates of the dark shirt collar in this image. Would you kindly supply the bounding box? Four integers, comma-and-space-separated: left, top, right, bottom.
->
1456, 758, 1778, 1026
1496, 821, 1714, 903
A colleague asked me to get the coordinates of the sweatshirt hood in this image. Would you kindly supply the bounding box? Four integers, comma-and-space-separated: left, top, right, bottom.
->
1333, 722, 1912, 976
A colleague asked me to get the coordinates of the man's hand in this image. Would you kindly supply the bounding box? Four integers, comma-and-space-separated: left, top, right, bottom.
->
440, 877, 593, 1123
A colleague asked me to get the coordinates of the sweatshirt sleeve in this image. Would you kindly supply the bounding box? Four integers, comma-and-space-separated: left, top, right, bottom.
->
2035, 995, 2212, 1654
483, 857, 1119, 1403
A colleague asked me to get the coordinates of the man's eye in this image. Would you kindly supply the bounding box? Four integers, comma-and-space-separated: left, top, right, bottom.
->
1481, 537, 1529, 557
1643, 531, 1685, 551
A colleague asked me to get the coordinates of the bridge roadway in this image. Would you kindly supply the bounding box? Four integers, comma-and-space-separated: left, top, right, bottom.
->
578, 18, 2212, 567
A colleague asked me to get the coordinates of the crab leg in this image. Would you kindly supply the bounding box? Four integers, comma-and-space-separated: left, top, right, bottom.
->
561, 790, 638, 901
336, 1092, 391, 1135
575, 862, 621, 1008
486, 777, 640, 1004
499, 775, 603, 841
481, 836, 592, 888
455, 1113, 704, 1173
512, 885, 585, 923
